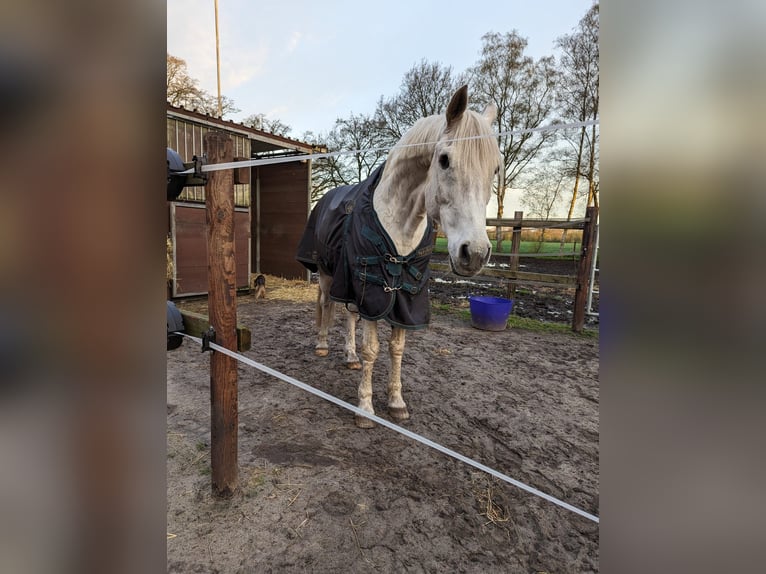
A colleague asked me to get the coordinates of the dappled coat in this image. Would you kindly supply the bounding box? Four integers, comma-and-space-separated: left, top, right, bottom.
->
296, 163, 436, 329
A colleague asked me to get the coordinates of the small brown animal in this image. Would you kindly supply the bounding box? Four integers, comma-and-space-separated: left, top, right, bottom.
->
252, 274, 266, 300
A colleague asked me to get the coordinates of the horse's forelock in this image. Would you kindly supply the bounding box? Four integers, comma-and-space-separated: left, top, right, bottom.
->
448, 109, 499, 175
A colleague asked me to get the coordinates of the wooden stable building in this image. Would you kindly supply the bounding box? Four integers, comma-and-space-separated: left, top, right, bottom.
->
167, 104, 320, 296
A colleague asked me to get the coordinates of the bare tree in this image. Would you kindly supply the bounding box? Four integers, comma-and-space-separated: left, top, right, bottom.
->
309, 113, 388, 203
519, 152, 570, 249
556, 2, 599, 220
166, 53, 239, 118
204, 94, 239, 118
470, 32, 559, 219
241, 113, 292, 137
167, 54, 201, 107
374, 60, 467, 145
520, 158, 568, 221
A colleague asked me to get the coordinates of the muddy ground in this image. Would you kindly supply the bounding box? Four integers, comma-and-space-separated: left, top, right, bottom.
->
167, 271, 599, 573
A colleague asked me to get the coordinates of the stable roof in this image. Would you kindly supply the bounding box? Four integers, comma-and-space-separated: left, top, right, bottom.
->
166, 103, 324, 158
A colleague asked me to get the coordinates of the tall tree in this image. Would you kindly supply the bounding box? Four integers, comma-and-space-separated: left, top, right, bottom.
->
470, 32, 559, 219
556, 2, 599, 220
374, 60, 467, 145
166, 53, 239, 118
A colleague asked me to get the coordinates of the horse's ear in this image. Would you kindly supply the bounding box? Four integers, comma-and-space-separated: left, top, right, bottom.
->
482, 102, 497, 123
446, 85, 468, 130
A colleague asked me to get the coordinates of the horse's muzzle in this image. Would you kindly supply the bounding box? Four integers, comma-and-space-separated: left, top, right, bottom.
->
450, 243, 491, 277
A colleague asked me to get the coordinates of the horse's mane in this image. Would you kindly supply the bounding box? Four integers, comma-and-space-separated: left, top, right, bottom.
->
388, 109, 498, 176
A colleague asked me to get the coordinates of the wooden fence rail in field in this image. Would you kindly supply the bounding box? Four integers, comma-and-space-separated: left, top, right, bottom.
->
429, 207, 599, 332
429, 263, 578, 288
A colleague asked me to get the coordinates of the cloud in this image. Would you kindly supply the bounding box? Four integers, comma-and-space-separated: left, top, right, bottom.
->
266, 105, 289, 119
168, 1, 271, 94
287, 31, 303, 53
223, 42, 269, 89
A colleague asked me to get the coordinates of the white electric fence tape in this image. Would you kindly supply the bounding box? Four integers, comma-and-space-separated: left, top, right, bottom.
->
190, 119, 599, 173
176, 332, 599, 524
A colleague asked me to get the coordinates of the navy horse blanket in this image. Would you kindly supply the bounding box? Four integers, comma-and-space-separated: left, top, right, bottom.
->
296, 163, 436, 329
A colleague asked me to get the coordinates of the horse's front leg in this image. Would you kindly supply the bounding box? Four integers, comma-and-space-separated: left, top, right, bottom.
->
387, 326, 409, 422
341, 306, 361, 370
355, 319, 379, 428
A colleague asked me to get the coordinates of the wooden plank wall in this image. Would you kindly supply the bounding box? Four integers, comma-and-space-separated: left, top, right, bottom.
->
255, 162, 309, 279
173, 204, 251, 296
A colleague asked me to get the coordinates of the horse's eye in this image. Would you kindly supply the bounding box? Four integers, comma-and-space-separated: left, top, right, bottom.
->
494, 166, 500, 175
438, 154, 450, 169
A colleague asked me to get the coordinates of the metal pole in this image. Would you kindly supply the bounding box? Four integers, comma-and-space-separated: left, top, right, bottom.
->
585, 221, 600, 317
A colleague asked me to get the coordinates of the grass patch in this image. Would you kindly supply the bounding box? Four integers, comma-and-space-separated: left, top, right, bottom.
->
507, 315, 598, 338
431, 303, 472, 322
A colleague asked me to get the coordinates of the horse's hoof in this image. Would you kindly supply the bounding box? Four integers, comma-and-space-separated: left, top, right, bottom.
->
314, 348, 329, 357
355, 414, 376, 429
388, 407, 410, 422
346, 361, 362, 370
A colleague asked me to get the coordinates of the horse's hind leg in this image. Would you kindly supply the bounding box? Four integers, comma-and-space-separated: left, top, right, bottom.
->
355, 319, 379, 428
341, 306, 361, 369
387, 326, 410, 422
315, 272, 334, 357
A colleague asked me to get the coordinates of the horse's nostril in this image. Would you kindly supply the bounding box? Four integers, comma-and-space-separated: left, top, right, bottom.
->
485, 246, 491, 261
459, 243, 471, 264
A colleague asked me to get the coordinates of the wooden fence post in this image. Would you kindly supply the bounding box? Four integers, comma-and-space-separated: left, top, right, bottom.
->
204, 130, 238, 496
572, 206, 598, 332
506, 211, 523, 301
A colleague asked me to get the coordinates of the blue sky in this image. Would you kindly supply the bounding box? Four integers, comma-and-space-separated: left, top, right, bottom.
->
167, 0, 594, 139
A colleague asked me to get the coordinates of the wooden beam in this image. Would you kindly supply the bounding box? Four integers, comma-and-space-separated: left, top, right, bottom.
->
204, 130, 238, 497
429, 262, 577, 287
486, 218, 586, 229
507, 210, 523, 299
178, 309, 251, 352
492, 252, 578, 260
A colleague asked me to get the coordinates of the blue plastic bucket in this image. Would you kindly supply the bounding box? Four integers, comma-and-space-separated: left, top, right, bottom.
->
468, 296, 514, 331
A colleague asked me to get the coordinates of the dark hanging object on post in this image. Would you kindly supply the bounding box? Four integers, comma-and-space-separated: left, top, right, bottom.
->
166, 300, 185, 350
167, 147, 186, 201
167, 147, 207, 201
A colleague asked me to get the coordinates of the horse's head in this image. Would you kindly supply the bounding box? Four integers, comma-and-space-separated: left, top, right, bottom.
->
425, 85, 500, 277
